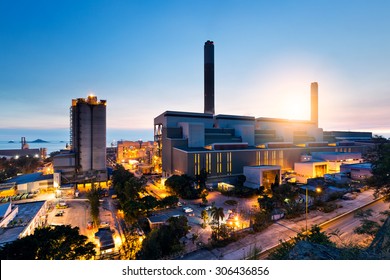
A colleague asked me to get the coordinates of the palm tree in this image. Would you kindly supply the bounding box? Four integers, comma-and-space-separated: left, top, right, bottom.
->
211, 207, 225, 240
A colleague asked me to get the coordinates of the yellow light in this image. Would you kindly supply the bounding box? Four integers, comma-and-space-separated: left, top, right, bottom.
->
316, 187, 322, 193
114, 235, 122, 247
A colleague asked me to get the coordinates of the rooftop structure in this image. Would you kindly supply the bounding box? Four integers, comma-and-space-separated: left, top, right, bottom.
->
0, 201, 47, 246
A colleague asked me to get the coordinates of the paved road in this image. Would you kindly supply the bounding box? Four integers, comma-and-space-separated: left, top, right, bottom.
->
180, 189, 389, 260
323, 198, 388, 246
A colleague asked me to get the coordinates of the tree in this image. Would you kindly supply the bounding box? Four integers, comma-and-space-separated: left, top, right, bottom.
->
0, 156, 43, 182
112, 164, 146, 202
123, 177, 147, 201
122, 200, 144, 223
252, 210, 272, 232
353, 209, 381, 238
137, 216, 190, 259
140, 195, 158, 214
196, 168, 208, 190
257, 194, 274, 213
160, 195, 179, 208
200, 189, 209, 205
87, 186, 100, 227
354, 220, 381, 237
236, 175, 246, 188
364, 136, 390, 200
164, 174, 199, 199
201, 210, 209, 228
0, 225, 96, 260
121, 232, 144, 260
268, 225, 334, 260
210, 207, 225, 240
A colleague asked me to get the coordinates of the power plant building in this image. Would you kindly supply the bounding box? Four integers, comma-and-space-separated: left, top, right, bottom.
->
54, 95, 107, 183
154, 41, 373, 186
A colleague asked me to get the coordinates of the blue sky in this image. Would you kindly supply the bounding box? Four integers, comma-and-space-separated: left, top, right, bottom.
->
1, 0, 389, 138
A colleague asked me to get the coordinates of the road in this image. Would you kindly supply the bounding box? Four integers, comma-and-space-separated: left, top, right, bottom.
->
323, 198, 388, 247
179, 189, 389, 260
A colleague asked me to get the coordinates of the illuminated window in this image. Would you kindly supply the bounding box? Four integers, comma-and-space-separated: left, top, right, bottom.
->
271, 151, 277, 165
227, 152, 232, 175
256, 151, 261, 165
263, 151, 269, 165
194, 153, 200, 175
206, 153, 211, 173
279, 150, 284, 166
217, 153, 222, 174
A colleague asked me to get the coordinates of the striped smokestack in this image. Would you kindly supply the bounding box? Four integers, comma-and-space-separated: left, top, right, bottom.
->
204, 40, 215, 115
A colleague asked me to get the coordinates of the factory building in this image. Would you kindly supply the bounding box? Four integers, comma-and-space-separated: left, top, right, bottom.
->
53, 95, 107, 184
154, 41, 372, 187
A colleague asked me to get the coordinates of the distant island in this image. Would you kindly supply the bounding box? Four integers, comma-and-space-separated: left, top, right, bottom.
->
8, 140, 15, 143
29, 139, 49, 143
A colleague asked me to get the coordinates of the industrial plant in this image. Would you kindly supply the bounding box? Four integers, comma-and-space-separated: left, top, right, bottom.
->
154, 41, 372, 189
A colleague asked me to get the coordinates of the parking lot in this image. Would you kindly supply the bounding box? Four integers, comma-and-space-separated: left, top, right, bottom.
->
146, 182, 257, 251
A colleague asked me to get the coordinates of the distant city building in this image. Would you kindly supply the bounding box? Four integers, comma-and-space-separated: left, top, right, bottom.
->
116, 140, 155, 174
0, 148, 46, 160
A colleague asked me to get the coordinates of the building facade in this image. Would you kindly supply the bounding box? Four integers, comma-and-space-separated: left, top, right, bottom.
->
54, 95, 107, 183
154, 110, 370, 185
154, 41, 373, 187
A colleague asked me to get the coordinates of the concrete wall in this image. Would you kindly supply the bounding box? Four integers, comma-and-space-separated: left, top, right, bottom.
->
255, 118, 322, 143
232, 124, 255, 146
92, 104, 106, 171
179, 122, 205, 148
294, 162, 328, 183
243, 166, 281, 189
16, 179, 53, 193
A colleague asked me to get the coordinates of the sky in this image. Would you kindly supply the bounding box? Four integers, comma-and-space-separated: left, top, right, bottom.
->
1, 0, 389, 140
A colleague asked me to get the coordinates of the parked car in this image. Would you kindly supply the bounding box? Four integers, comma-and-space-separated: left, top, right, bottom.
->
183, 207, 193, 213
56, 202, 68, 209
204, 206, 213, 211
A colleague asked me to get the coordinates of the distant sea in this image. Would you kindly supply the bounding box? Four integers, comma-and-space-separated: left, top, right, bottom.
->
0, 128, 154, 154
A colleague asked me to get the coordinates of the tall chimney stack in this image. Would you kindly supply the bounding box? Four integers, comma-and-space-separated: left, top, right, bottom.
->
204, 40, 215, 115
311, 82, 318, 126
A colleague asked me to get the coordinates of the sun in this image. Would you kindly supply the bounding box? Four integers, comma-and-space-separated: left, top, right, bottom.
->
280, 92, 310, 121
